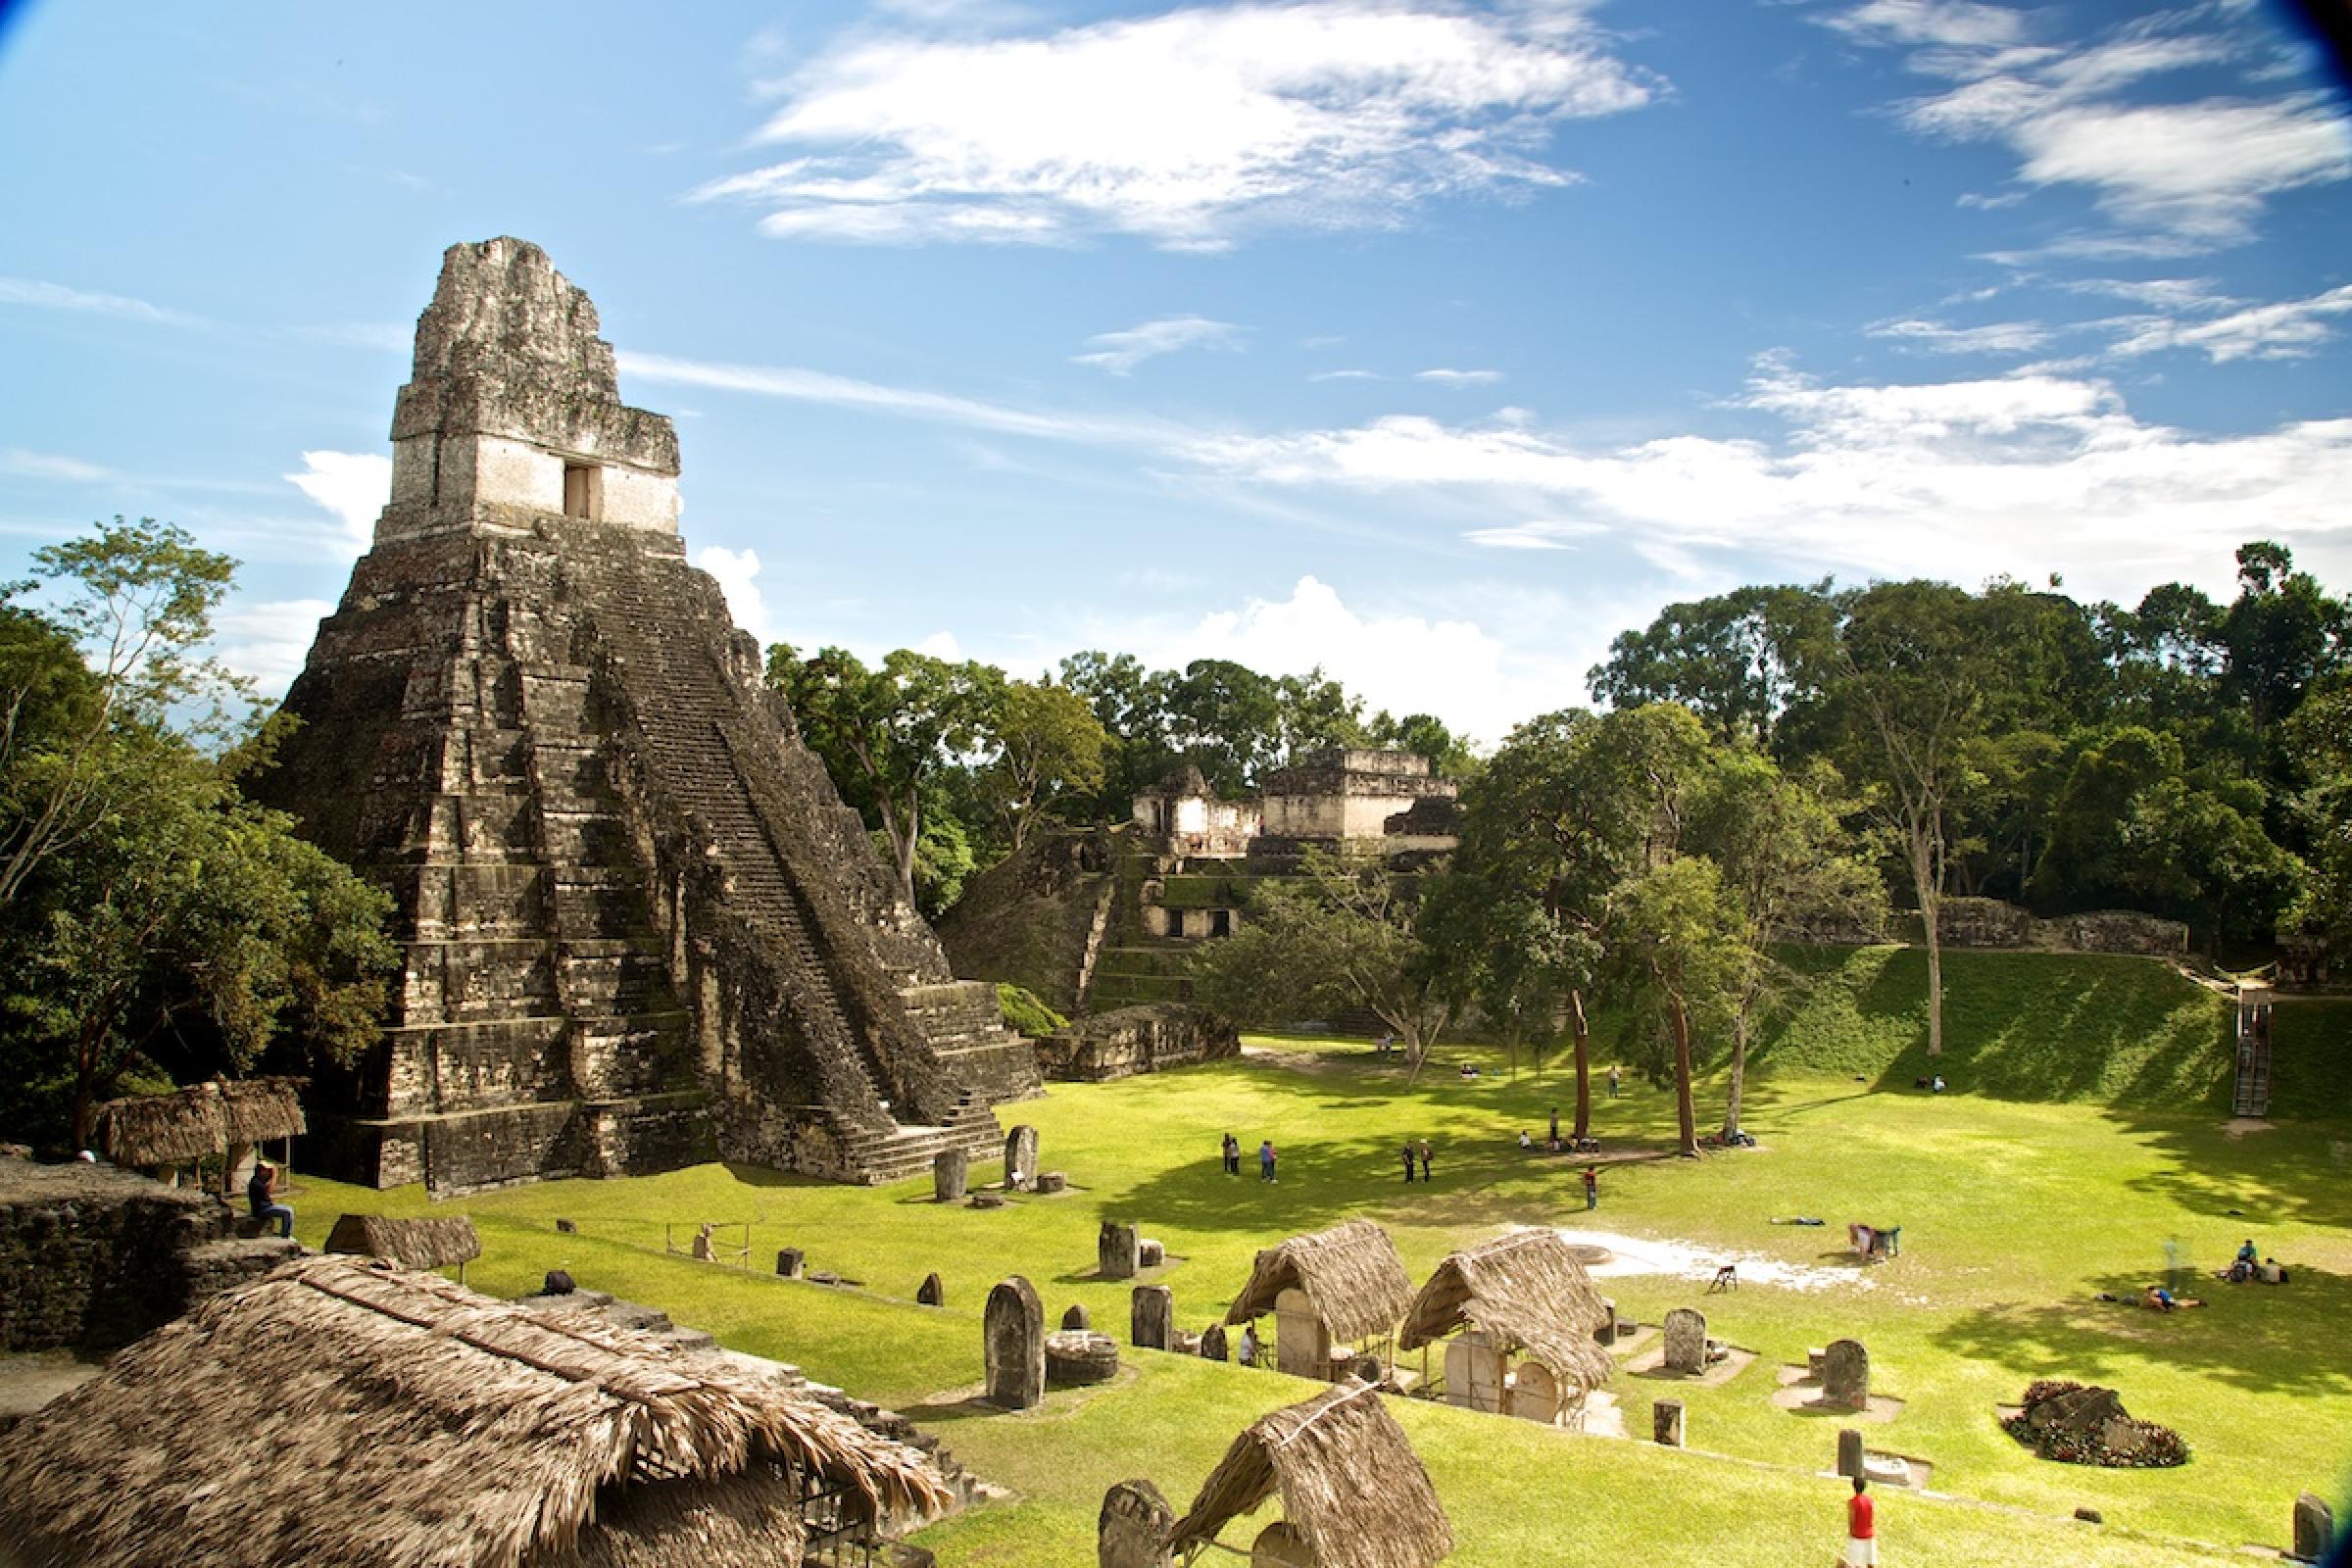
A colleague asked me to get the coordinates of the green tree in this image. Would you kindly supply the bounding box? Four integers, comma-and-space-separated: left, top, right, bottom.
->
1367, 710, 1479, 779
1589, 583, 1836, 747
983, 678, 1107, 853
1059, 650, 1176, 820
1165, 659, 1284, 796
1686, 753, 1883, 1138
2283, 671, 2352, 960
766, 645, 1004, 906
1189, 847, 1461, 1069
2220, 542, 2348, 739
1604, 856, 1746, 1158
0, 518, 248, 909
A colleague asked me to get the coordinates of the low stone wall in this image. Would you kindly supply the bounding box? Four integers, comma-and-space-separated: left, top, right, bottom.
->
0, 1154, 233, 1352
1037, 1004, 1241, 1083
1777, 899, 2188, 958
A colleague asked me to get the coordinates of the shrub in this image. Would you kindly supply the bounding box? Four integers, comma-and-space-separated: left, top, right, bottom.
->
997, 982, 1069, 1040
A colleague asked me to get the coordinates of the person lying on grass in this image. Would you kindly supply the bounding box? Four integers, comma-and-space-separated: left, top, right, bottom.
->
2141, 1285, 2207, 1311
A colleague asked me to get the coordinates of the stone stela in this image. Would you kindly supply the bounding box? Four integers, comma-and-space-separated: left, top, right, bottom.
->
986, 1276, 1046, 1410
253, 236, 1043, 1196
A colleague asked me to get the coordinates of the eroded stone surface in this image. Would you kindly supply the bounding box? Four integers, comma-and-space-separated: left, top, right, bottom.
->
1822, 1339, 1871, 1411
1098, 1478, 1173, 1568
1131, 1285, 1173, 1351
1663, 1307, 1707, 1375
985, 1276, 1045, 1409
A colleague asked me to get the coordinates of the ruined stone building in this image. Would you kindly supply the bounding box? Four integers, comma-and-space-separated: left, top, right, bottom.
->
256, 238, 1038, 1194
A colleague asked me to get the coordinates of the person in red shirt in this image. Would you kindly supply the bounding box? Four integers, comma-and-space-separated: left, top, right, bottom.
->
1843, 1477, 1877, 1566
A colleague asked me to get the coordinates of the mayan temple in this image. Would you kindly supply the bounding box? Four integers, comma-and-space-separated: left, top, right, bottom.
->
256, 237, 1040, 1195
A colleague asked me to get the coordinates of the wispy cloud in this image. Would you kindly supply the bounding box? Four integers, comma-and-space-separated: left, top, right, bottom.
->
1828, 3, 2352, 248
1415, 368, 1505, 386
2106, 282, 2352, 363
0, 275, 207, 328
697, 1, 1656, 250
1867, 317, 2050, 355
1071, 315, 1243, 374
0, 449, 112, 482
1464, 519, 1602, 551
213, 598, 333, 693
1309, 368, 1383, 382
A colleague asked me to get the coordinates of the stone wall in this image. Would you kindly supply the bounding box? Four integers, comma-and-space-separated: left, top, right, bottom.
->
1036, 1004, 1241, 1082
1933, 898, 2188, 957
0, 1156, 232, 1352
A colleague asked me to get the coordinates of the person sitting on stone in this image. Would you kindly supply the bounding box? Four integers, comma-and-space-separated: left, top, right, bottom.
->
246, 1159, 294, 1239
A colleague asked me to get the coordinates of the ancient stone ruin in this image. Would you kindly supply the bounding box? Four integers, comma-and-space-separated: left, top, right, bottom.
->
1098, 1478, 1174, 1568
933, 1150, 968, 1202
1131, 1284, 1174, 1351
2002, 1380, 2187, 1468
2294, 1492, 2335, 1563
1652, 1397, 1685, 1446
1662, 1307, 1708, 1375
1047, 1329, 1120, 1388
1820, 1338, 1871, 1411
1099, 1221, 1141, 1280
1004, 1125, 1040, 1192
985, 1276, 1046, 1409
256, 237, 1039, 1195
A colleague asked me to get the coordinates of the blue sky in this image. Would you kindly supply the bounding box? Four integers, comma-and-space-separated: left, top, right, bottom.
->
1, 0, 2347, 744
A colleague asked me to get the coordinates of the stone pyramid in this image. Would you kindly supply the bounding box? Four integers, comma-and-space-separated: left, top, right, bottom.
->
256, 237, 1038, 1194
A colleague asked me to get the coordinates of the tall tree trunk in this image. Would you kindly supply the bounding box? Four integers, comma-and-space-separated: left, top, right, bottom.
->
1568, 989, 1592, 1140
1670, 996, 1697, 1156
1723, 1004, 1749, 1141
1909, 822, 1944, 1058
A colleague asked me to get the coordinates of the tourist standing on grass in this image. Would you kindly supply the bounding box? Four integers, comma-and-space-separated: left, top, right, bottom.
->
1401, 1142, 1417, 1183
1608, 1064, 1622, 1099
1417, 1139, 1432, 1183
1583, 1165, 1598, 1211
1221, 1132, 1240, 1176
1842, 1477, 1877, 1565
1548, 1106, 1560, 1145
1259, 1140, 1277, 1182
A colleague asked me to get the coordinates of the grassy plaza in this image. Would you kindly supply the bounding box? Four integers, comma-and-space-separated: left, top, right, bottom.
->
291, 948, 2352, 1566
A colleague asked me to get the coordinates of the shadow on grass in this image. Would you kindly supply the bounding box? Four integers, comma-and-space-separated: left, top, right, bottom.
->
2098, 1111, 2352, 1233
1929, 1264, 2352, 1398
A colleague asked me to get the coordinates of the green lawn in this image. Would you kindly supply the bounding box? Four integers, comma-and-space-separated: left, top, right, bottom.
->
290, 1000, 2352, 1567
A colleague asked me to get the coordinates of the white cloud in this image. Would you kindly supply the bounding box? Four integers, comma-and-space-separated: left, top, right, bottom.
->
1119, 574, 1575, 744
283, 450, 391, 554
2106, 282, 2352, 363
0, 449, 111, 482
1415, 368, 1505, 386
2061, 275, 2230, 311
1867, 317, 2050, 354
696, 545, 779, 649
1837, 3, 2352, 246
911, 630, 963, 660
1178, 356, 2352, 600
698, 1, 1655, 250
1072, 315, 1244, 374
1464, 519, 1601, 551
0, 275, 206, 328
213, 598, 333, 695
1309, 368, 1383, 382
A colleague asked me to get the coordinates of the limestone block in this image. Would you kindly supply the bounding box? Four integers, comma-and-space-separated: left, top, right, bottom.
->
1005, 1125, 1040, 1192
1663, 1307, 1708, 1375
1200, 1324, 1229, 1361
1098, 1221, 1141, 1280
1821, 1339, 1870, 1410
917, 1272, 945, 1307
1062, 1303, 1091, 1331
985, 1276, 1046, 1410
2294, 1493, 2334, 1562
1138, 1237, 1165, 1268
1837, 1428, 1866, 1479
1036, 1171, 1067, 1194
1099, 1478, 1173, 1568
1653, 1398, 1685, 1446
775, 1249, 805, 1279
1131, 1285, 1174, 1351
933, 1150, 968, 1202
1047, 1330, 1120, 1388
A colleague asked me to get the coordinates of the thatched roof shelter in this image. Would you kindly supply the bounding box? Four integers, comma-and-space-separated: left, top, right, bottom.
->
93, 1076, 309, 1169
0, 1255, 953, 1568
325, 1212, 482, 1270
95, 1080, 225, 1167
1167, 1380, 1453, 1568
219, 1075, 308, 1145
1397, 1230, 1613, 1393
1224, 1218, 1413, 1346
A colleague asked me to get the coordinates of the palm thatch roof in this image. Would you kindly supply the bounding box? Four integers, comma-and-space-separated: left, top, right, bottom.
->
219, 1075, 308, 1144
1396, 1230, 1613, 1394
0, 1255, 953, 1568
1224, 1218, 1413, 1346
95, 1080, 225, 1167
1167, 1380, 1453, 1568
325, 1212, 482, 1270
92, 1076, 309, 1168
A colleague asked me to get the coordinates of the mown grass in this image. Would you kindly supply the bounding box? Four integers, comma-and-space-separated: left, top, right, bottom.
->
288, 949, 2352, 1566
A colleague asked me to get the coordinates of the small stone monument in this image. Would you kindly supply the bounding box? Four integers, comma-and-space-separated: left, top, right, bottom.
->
934, 1149, 968, 1202
1662, 1307, 1708, 1375
1132, 1285, 1174, 1351
1005, 1124, 1041, 1192
1099, 1220, 1141, 1280
690, 1223, 715, 1261
554, 1218, 576, 1234
2293, 1493, 2334, 1563
1653, 1398, 1685, 1446
917, 1272, 945, 1306
1046, 1329, 1121, 1387
1837, 1428, 1866, 1479
776, 1248, 805, 1279
1063, 1303, 1091, 1330
985, 1275, 1046, 1409
542, 1269, 576, 1295
1821, 1339, 1870, 1410
1037, 1171, 1068, 1194
1200, 1323, 1229, 1361
1594, 1297, 1619, 1346
1099, 1478, 1174, 1568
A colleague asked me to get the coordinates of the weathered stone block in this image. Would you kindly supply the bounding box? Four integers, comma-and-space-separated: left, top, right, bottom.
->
2293, 1493, 2333, 1562
917, 1272, 944, 1307
1663, 1307, 1707, 1375
985, 1276, 1045, 1409
933, 1150, 967, 1202
1062, 1303, 1090, 1331
1098, 1221, 1140, 1280
1837, 1428, 1866, 1479
1653, 1398, 1685, 1446
1099, 1477, 1173, 1568
1004, 1125, 1040, 1192
1131, 1285, 1174, 1351
1821, 1339, 1870, 1410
